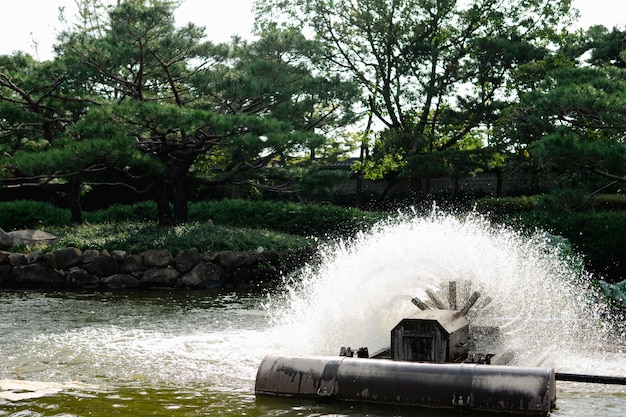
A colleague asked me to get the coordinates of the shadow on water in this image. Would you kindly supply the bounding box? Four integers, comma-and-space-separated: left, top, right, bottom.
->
255, 395, 562, 417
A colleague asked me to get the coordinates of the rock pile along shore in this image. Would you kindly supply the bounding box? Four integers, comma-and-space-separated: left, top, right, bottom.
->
0, 246, 314, 290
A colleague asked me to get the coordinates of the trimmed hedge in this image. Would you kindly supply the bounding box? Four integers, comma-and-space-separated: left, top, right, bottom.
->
473, 193, 626, 217
471, 196, 536, 219
187, 199, 384, 237
84, 201, 159, 223
510, 210, 626, 282
472, 195, 626, 282
0, 199, 385, 239
0, 200, 71, 229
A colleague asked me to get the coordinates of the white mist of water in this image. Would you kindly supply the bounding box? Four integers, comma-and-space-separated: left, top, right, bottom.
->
265, 210, 626, 376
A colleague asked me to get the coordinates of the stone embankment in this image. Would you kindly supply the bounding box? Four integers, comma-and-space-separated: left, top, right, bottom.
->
0, 246, 314, 290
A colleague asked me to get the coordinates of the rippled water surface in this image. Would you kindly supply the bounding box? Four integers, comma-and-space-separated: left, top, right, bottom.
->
2, 212, 626, 416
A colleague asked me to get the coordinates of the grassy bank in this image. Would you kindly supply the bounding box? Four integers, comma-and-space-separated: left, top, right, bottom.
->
43, 222, 314, 254
1, 199, 384, 254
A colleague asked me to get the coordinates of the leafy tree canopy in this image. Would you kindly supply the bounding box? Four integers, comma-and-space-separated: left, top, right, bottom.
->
254, 0, 576, 196
1, 0, 361, 225
496, 25, 626, 197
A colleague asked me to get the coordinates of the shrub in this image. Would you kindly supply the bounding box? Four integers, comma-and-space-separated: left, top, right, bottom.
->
589, 194, 626, 211
0, 198, 383, 239
471, 196, 536, 219
475, 193, 626, 217
534, 189, 589, 212
0, 200, 71, 229
513, 210, 626, 281
531, 191, 626, 213
188, 198, 384, 237
84, 201, 159, 223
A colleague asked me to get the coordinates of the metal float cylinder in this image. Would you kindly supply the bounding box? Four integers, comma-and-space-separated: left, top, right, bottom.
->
255, 355, 556, 416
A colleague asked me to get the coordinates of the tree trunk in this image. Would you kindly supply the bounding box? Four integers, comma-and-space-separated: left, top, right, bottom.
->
156, 159, 190, 226
410, 175, 423, 195
357, 110, 374, 209
171, 176, 188, 224
156, 179, 173, 226
495, 168, 503, 197
377, 176, 399, 203
355, 142, 368, 208
67, 174, 83, 225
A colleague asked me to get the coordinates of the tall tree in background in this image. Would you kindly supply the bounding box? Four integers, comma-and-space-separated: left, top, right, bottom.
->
254, 0, 575, 200
53, 0, 359, 224
0, 0, 360, 225
496, 25, 626, 202
0, 52, 150, 224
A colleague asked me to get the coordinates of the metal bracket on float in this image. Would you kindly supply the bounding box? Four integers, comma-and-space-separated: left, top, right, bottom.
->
317, 385, 333, 397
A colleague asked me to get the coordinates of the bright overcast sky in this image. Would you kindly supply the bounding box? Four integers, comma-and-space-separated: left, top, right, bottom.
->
0, 0, 624, 61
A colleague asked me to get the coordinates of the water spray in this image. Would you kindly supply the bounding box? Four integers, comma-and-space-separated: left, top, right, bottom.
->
259, 212, 626, 415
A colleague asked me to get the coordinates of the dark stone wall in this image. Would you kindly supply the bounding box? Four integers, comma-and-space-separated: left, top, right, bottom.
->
0, 246, 315, 290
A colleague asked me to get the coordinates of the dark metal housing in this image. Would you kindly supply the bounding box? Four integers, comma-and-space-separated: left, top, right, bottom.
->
391, 311, 469, 362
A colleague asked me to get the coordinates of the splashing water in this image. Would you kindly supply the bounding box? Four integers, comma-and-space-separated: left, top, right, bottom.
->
266, 210, 625, 376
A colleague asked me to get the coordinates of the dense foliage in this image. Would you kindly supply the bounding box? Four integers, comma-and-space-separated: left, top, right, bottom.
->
513, 210, 626, 282
254, 0, 576, 196
2, 1, 626, 212
473, 194, 626, 281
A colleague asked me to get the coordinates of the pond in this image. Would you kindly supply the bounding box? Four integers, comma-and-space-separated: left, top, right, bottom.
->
2, 213, 625, 416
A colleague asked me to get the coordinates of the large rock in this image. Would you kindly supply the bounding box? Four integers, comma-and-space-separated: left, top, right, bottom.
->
101, 274, 140, 289
66, 267, 99, 288
141, 267, 179, 288
44, 247, 83, 270
13, 263, 63, 287
240, 249, 264, 267
180, 261, 224, 288
0, 228, 58, 248
8, 253, 26, 266
175, 248, 201, 272
0, 228, 14, 249
119, 254, 144, 274
26, 250, 44, 264
143, 249, 173, 268
84, 255, 119, 277
83, 249, 100, 263
110, 250, 128, 262
214, 250, 245, 269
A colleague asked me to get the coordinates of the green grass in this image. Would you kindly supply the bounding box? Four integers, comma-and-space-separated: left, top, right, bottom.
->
42, 221, 314, 254
1, 199, 383, 255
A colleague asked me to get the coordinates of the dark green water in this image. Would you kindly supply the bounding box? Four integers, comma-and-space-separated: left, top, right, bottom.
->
0, 290, 266, 416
